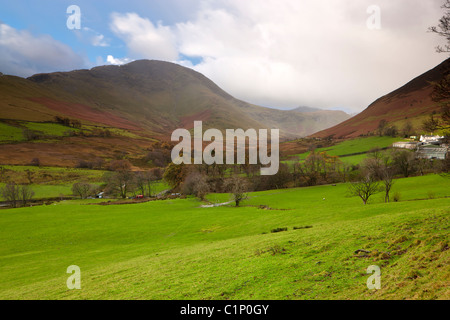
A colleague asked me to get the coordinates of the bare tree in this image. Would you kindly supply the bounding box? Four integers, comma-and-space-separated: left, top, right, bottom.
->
429, 1, 450, 136
348, 175, 382, 205
429, 0, 450, 53
19, 185, 35, 206
225, 175, 249, 207
362, 157, 383, 180
1, 183, 20, 208
104, 159, 137, 199
194, 175, 211, 201
380, 165, 395, 203
72, 182, 93, 199
104, 171, 136, 199
135, 171, 156, 197
363, 152, 396, 203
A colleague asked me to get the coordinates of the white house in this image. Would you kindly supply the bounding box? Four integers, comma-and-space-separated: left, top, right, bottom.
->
420, 135, 444, 144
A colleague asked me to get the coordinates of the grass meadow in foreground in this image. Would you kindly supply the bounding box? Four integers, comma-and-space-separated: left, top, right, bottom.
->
0, 174, 448, 299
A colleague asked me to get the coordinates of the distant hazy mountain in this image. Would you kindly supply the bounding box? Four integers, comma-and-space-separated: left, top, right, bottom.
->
291, 106, 322, 113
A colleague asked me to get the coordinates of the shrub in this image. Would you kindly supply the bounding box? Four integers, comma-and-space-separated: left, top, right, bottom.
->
268, 245, 286, 255
30, 158, 40, 167
23, 129, 41, 141
293, 226, 313, 230
76, 160, 93, 169
393, 192, 401, 202
271, 227, 288, 233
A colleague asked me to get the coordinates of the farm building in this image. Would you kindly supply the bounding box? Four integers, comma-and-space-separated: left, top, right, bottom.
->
416, 145, 448, 160
392, 141, 419, 150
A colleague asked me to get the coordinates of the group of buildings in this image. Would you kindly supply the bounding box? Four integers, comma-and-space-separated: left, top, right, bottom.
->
392, 135, 448, 160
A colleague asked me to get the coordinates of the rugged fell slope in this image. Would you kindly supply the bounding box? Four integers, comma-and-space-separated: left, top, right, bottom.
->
312, 58, 450, 139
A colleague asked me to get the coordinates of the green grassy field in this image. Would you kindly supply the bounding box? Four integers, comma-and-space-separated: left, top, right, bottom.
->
288, 136, 404, 165
22, 122, 79, 137
0, 180, 169, 200
0, 165, 169, 200
1, 165, 105, 183
0, 122, 24, 143
0, 174, 448, 300
0, 121, 80, 143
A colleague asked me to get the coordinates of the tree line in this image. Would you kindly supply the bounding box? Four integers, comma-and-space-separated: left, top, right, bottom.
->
0, 184, 35, 208
71, 160, 163, 200
160, 146, 449, 206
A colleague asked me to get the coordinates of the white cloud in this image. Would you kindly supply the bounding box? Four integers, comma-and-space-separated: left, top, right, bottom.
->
4, 0, 444, 113
172, 0, 446, 112
106, 55, 133, 65
0, 23, 86, 77
110, 12, 178, 61
81, 27, 110, 47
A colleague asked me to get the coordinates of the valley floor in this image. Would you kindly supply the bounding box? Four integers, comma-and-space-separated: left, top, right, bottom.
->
0, 175, 448, 300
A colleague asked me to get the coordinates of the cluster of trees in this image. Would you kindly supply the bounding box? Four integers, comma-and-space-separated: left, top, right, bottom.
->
376, 120, 419, 139
70, 159, 165, 200
377, 120, 400, 138
54, 116, 82, 129
71, 182, 100, 200
349, 152, 395, 205
349, 146, 450, 204
76, 158, 105, 170
173, 165, 249, 206
160, 145, 448, 207
22, 129, 43, 141
0, 183, 34, 208
143, 142, 172, 167
71, 159, 164, 200
102, 160, 162, 199
67, 128, 113, 138
291, 151, 352, 187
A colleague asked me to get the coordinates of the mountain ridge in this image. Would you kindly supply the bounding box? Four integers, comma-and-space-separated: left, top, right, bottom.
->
311, 57, 450, 139
2, 59, 350, 140
0, 59, 350, 167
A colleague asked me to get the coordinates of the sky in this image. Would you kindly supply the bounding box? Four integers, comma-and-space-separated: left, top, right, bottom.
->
0, 0, 448, 113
